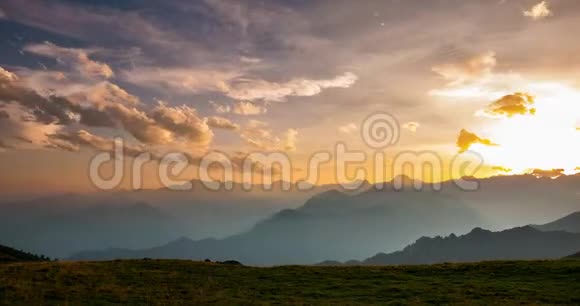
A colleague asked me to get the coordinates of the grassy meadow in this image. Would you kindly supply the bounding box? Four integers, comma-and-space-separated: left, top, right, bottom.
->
1, 259, 580, 305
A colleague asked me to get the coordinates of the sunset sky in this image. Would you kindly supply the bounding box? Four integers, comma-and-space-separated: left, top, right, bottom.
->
0, 0, 579, 194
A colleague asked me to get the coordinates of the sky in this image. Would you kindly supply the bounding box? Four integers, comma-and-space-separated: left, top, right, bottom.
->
0, 0, 579, 194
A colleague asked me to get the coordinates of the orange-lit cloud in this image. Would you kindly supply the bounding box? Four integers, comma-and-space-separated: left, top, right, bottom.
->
239, 120, 297, 152
479, 92, 536, 118
207, 116, 240, 130
529, 168, 564, 179
0, 67, 18, 82
0, 66, 214, 155
232, 101, 267, 115
456, 129, 497, 153
50, 130, 149, 158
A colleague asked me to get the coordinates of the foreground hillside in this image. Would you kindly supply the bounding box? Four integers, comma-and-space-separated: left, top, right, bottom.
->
2, 260, 580, 305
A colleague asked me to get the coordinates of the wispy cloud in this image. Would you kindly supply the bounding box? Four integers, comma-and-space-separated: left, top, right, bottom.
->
239, 120, 297, 151
224, 72, 358, 102
207, 116, 240, 130
124, 68, 357, 102
524, 1, 553, 20
25, 42, 113, 79
338, 123, 357, 134
432, 51, 496, 86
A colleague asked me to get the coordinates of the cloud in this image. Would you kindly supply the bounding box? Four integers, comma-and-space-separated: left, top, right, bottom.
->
0, 67, 18, 82
478, 92, 536, 118
149, 101, 213, 147
240, 120, 276, 150
0, 103, 63, 149
203, 0, 251, 35
402, 121, 420, 133
1, 0, 184, 51
0, 8, 6, 18
529, 168, 564, 179
0, 67, 214, 154
50, 130, 149, 158
456, 129, 497, 153
240, 56, 262, 64
239, 120, 296, 151
207, 116, 240, 130
123, 68, 237, 94
209, 101, 231, 114
232, 101, 267, 115
24, 42, 114, 79
338, 123, 357, 134
0, 75, 81, 125
85, 82, 140, 107
432, 51, 496, 86
210, 100, 267, 116
126, 67, 358, 102
524, 1, 552, 20
224, 72, 358, 102
492, 166, 512, 173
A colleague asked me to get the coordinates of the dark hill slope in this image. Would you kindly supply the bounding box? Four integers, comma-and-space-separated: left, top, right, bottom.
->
533, 211, 580, 233
361, 226, 580, 265
0, 244, 48, 263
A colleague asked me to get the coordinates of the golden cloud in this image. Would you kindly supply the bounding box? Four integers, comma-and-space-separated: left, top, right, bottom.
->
456, 129, 497, 153
529, 168, 564, 179
480, 92, 536, 118
492, 166, 512, 173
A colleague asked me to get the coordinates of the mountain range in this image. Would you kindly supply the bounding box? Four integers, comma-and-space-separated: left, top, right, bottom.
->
339, 226, 580, 265
0, 180, 330, 258
69, 174, 580, 265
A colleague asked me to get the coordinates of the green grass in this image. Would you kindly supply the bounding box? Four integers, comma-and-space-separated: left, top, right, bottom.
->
1, 259, 580, 305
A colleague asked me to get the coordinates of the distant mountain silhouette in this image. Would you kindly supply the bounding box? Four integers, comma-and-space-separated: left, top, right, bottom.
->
0, 181, 336, 258
565, 251, 580, 259
71, 187, 485, 264
12, 174, 580, 263
337, 226, 580, 265
532, 211, 580, 233
0, 244, 48, 263
70, 174, 580, 265
0, 198, 186, 258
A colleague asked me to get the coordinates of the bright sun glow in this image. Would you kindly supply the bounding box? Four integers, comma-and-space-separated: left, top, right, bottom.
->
474, 82, 580, 174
